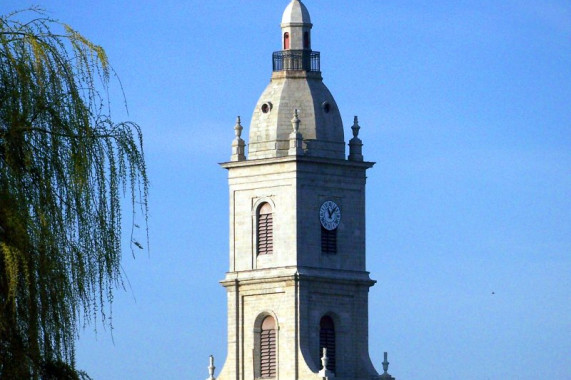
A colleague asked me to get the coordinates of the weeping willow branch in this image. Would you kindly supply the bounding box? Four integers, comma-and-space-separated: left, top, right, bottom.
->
0, 9, 148, 379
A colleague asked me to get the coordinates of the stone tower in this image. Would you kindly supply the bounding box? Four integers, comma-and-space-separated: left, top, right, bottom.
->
216, 1, 393, 379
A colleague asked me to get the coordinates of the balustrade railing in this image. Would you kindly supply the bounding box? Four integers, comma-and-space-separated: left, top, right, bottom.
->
272, 50, 320, 72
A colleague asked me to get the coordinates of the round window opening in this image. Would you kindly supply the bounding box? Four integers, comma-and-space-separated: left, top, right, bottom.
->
261, 103, 270, 114
322, 102, 331, 113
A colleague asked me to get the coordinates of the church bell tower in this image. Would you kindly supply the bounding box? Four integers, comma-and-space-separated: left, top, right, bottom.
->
216, 1, 394, 379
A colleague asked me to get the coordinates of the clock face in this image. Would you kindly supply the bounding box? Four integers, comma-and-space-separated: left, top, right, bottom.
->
320, 200, 341, 231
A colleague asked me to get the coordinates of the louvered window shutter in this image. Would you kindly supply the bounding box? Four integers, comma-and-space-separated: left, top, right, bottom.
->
321, 226, 337, 254
258, 203, 273, 255
260, 316, 277, 378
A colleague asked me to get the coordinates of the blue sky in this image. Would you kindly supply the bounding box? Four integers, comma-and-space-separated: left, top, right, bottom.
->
3, 0, 570, 378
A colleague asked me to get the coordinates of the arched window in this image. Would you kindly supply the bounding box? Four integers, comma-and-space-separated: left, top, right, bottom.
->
304, 31, 310, 49
319, 316, 336, 373
283, 32, 290, 50
257, 203, 273, 255
260, 316, 277, 378
321, 226, 337, 254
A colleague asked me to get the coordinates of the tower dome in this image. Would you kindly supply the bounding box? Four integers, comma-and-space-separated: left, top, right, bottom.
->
248, 0, 345, 160
281, 0, 311, 25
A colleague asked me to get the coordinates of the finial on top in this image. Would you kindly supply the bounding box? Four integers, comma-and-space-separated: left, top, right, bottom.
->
234, 116, 243, 138
318, 347, 335, 378
291, 109, 300, 133
289, 109, 303, 156
231, 116, 246, 162
206, 355, 216, 380
382, 352, 389, 374
348, 115, 363, 162
379, 352, 396, 379
321, 347, 329, 370
351, 116, 360, 138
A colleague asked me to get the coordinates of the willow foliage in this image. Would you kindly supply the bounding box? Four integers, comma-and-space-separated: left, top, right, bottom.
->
0, 9, 148, 378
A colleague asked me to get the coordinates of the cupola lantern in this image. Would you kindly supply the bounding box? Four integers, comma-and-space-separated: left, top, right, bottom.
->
248, 0, 346, 160
281, 0, 312, 50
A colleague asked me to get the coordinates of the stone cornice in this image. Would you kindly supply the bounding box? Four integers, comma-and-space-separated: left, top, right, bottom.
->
220, 266, 376, 288
220, 155, 375, 170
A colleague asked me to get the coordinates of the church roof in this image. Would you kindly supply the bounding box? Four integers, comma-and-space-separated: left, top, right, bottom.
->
281, 0, 311, 25
245, 0, 346, 161
248, 73, 345, 160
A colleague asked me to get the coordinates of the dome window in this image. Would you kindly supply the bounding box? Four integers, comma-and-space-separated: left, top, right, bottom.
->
261, 102, 272, 114
322, 101, 331, 114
